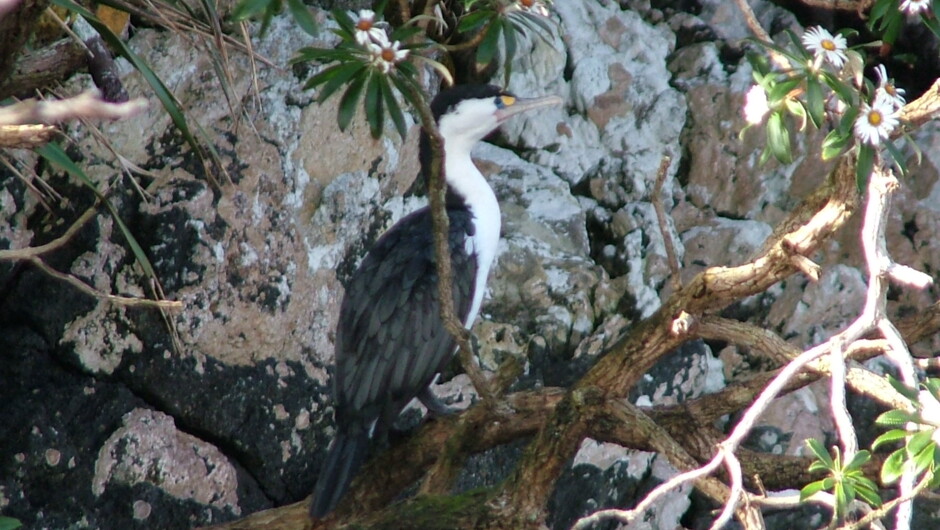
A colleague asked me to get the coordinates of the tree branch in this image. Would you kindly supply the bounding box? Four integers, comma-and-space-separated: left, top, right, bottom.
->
0, 89, 147, 126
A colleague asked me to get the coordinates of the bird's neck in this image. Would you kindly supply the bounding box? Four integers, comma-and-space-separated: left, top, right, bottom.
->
441, 138, 501, 329
442, 139, 498, 218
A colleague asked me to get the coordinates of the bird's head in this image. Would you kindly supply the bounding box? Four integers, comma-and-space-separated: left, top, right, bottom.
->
419, 84, 562, 178
432, 84, 562, 148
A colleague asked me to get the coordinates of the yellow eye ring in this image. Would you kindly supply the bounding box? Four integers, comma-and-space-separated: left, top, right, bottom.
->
500, 95, 516, 107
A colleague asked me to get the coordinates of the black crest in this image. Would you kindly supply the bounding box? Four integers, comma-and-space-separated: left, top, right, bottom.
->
429, 84, 507, 121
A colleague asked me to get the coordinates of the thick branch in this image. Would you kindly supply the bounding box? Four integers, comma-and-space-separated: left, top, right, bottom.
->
0, 38, 87, 100
0, 0, 50, 84
497, 152, 860, 523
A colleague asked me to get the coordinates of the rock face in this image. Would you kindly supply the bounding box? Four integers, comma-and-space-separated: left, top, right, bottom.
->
2, 1, 939, 529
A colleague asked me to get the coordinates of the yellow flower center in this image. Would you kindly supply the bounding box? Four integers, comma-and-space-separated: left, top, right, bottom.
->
821, 39, 836, 51
868, 110, 883, 127
356, 19, 373, 31
381, 48, 396, 62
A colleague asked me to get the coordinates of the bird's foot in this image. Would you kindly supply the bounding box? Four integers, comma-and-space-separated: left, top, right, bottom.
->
418, 387, 460, 416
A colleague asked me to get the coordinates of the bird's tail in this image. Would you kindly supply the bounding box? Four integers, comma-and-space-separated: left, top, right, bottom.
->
309, 429, 371, 518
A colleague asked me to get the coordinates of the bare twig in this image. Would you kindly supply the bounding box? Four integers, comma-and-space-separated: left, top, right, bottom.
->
0, 204, 99, 261
0, 90, 147, 126
732, 0, 789, 69
27, 256, 182, 310
651, 155, 681, 291
0, 123, 58, 148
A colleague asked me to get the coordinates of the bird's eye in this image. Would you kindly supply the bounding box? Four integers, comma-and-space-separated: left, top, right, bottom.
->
497, 95, 516, 108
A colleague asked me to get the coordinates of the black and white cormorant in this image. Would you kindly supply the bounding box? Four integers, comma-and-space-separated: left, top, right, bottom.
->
309, 84, 562, 518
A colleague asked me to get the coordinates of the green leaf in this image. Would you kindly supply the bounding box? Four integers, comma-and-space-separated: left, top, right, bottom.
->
379, 76, 408, 139
389, 68, 423, 112
924, 6, 940, 40
331, 8, 357, 40
881, 448, 907, 484
806, 438, 835, 470
292, 46, 354, 65
338, 73, 368, 131
800, 479, 829, 501
908, 430, 935, 458
820, 71, 856, 105
767, 76, 803, 104
822, 129, 850, 160
874, 428, 912, 450
845, 450, 871, 472
925, 378, 940, 397
869, 0, 894, 26
389, 23, 424, 42
856, 144, 875, 191
364, 72, 384, 139
285, 0, 318, 37
746, 50, 771, 78
501, 17, 518, 84
476, 21, 502, 67
887, 374, 920, 401
766, 111, 793, 164
834, 481, 849, 518
409, 54, 454, 87
912, 439, 936, 475
883, 139, 907, 176
785, 29, 811, 61
231, 0, 273, 20
511, 9, 556, 40
457, 9, 494, 32
314, 62, 367, 102
876, 409, 920, 427
0, 517, 22, 530
854, 479, 883, 507
805, 76, 824, 129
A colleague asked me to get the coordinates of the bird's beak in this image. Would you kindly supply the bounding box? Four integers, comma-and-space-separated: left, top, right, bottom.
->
495, 94, 563, 123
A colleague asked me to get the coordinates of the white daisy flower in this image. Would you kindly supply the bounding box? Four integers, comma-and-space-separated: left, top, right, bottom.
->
354, 9, 386, 47
873, 64, 906, 110
900, 0, 932, 15
367, 39, 408, 74
801, 26, 848, 69
854, 96, 900, 146
743, 85, 770, 125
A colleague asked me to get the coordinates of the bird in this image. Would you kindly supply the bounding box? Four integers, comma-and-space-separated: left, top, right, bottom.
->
309, 84, 562, 518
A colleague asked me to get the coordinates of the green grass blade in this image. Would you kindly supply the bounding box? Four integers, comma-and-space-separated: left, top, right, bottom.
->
54, 0, 211, 181
36, 143, 157, 279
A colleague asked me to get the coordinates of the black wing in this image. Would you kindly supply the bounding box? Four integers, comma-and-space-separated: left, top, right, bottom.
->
333, 206, 478, 433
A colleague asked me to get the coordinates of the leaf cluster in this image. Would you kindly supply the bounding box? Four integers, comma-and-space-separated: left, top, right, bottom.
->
801, 439, 881, 523
746, 26, 916, 190
231, 0, 318, 37
287, 1, 557, 139
457, 1, 555, 84
868, 0, 940, 48
872, 376, 940, 487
